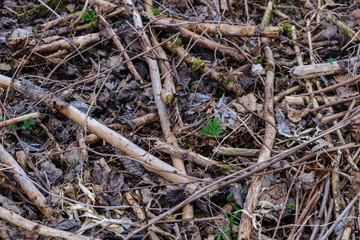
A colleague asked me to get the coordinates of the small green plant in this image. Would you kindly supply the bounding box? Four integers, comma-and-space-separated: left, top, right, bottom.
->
82, 9, 95, 22
23, 118, 38, 132
326, 56, 340, 62
190, 57, 206, 71
71, 158, 79, 169
157, 60, 162, 70
288, 203, 295, 212
199, 117, 223, 137
282, 23, 292, 38
150, 7, 161, 15
214, 226, 231, 240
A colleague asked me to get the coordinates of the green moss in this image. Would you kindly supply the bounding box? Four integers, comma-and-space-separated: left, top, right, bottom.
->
171, 37, 182, 51
282, 23, 292, 38
226, 78, 234, 83
15, 8, 24, 14
190, 57, 205, 71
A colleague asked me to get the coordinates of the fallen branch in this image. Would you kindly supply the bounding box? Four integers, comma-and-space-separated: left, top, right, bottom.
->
238, 1, 277, 238
154, 18, 282, 38
0, 112, 40, 128
214, 147, 260, 157
0, 144, 52, 219
0, 206, 96, 240
290, 57, 358, 79
6, 80, 197, 192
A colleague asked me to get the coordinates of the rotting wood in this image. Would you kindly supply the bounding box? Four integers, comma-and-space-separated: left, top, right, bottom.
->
290, 57, 359, 79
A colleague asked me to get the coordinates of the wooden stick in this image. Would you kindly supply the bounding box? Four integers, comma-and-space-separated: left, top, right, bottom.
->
0, 144, 52, 219
237, 1, 277, 239
0, 112, 40, 128
214, 147, 260, 157
290, 57, 358, 79
0, 206, 95, 240
11, 80, 197, 192
123, 0, 194, 220
154, 18, 282, 38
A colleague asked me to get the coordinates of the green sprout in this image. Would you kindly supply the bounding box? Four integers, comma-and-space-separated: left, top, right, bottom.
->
150, 7, 161, 15
23, 118, 38, 133
326, 56, 340, 62
71, 158, 79, 169
82, 9, 95, 22
199, 117, 223, 137
288, 203, 295, 212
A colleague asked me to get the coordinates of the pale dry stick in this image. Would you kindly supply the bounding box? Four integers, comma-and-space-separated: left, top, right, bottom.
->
0, 112, 40, 128
214, 147, 260, 157
155, 18, 282, 38
0, 144, 52, 219
0, 206, 95, 240
237, 1, 277, 238
143, 0, 176, 103
321, 105, 360, 123
274, 85, 302, 103
123, 0, 194, 220
11, 80, 198, 192
318, 198, 334, 239
309, 176, 331, 240
32, 33, 101, 53
285, 96, 344, 106
99, 15, 143, 83
319, 193, 360, 240
125, 114, 360, 239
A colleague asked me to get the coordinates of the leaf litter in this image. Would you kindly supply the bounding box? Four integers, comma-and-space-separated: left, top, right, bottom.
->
0, 0, 360, 239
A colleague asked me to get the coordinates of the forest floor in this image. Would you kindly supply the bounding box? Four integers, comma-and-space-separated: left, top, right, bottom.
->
0, 0, 360, 239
